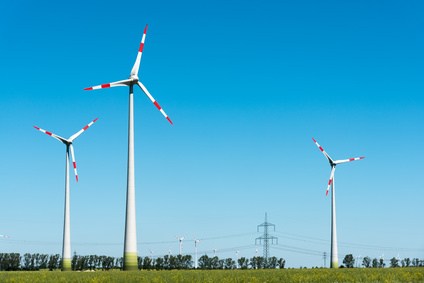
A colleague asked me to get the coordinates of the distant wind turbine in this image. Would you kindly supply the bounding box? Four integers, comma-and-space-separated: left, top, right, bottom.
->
234, 249, 242, 269
212, 246, 220, 257
84, 25, 172, 271
312, 138, 364, 268
34, 118, 98, 271
193, 235, 202, 269
148, 248, 156, 261
175, 234, 187, 255
356, 255, 361, 268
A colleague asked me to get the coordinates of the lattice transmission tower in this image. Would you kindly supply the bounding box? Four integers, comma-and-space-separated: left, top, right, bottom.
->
255, 213, 278, 262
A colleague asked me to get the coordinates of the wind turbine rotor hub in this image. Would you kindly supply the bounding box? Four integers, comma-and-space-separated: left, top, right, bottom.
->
129, 76, 139, 84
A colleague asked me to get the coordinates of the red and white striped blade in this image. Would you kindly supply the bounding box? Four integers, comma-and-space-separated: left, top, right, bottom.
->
335, 157, 365, 164
312, 138, 334, 164
84, 79, 132, 91
326, 167, 335, 196
70, 144, 78, 182
131, 25, 148, 77
137, 81, 173, 125
33, 126, 68, 144
0, 235, 9, 238
69, 118, 99, 142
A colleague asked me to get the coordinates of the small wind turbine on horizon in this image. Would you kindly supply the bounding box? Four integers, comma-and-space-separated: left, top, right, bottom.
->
212, 246, 220, 257
312, 138, 364, 269
167, 247, 173, 256
234, 249, 242, 269
356, 255, 361, 268
193, 235, 202, 269
84, 25, 172, 271
148, 248, 156, 261
175, 234, 187, 255
34, 118, 98, 271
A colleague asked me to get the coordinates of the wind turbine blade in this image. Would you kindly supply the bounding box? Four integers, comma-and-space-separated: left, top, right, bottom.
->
70, 145, 78, 182
84, 79, 132, 91
326, 167, 335, 196
137, 81, 173, 125
130, 25, 148, 77
182, 234, 187, 240
0, 235, 9, 238
33, 126, 68, 144
335, 157, 365, 164
69, 118, 99, 142
312, 138, 334, 164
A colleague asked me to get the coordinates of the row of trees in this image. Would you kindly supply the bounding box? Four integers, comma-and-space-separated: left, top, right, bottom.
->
0, 253, 286, 271
197, 255, 285, 270
342, 254, 424, 268
0, 253, 61, 271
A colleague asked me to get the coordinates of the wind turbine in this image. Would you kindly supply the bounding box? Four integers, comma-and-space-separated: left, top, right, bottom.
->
193, 235, 202, 269
34, 118, 98, 271
167, 247, 173, 256
312, 138, 364, 269
212, 246, 220, 257
356, 255, 361, 268
234, 249, 242, 269
84, 25, 172, 271
148, 248, 156, 261
175, 234, 187, 255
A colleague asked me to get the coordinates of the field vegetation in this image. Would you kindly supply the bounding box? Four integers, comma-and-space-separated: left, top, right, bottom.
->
0, 268, 423, 282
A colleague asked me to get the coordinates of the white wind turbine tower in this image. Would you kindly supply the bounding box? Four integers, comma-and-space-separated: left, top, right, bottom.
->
212, 246, 220, 257
85, 25, 172, 271
312, 138, 364, 269
234, 249, 242, 269
34, 118, 98, 271
167, 247, 173, 256
193, 235, 202, 269
356, 255, 361, 268
175, 234, 187, 255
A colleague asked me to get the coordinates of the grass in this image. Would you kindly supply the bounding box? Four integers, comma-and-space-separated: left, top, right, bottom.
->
0, 268, 423, 282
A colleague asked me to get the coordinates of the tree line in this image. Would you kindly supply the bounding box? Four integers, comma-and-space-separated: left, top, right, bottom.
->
0, 252, 286, 271
0, 252, 422, 271
342, 254, 424, 268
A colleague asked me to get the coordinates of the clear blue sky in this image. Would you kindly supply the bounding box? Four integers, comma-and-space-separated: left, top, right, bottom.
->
1, 0, 423, 268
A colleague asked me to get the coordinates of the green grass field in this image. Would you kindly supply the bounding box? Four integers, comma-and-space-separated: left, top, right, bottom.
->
0, 268, 423, 282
